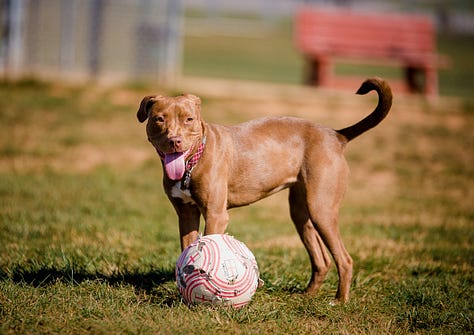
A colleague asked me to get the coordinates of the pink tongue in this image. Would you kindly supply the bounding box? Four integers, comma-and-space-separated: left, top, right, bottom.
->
164, 152, 186, 180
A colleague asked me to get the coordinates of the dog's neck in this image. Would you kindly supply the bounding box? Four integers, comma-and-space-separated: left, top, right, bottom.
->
185, 136, 206, 171
181, 136, 206, 189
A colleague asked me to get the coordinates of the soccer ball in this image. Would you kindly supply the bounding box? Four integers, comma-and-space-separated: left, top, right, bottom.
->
175, 234, 262, 308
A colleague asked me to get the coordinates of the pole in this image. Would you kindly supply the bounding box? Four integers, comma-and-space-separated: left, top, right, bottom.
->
89, 0, 104, 77
6, 0, 24, 77
164, 0, 183, 83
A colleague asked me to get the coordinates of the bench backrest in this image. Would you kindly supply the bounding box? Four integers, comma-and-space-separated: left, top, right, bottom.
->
295, 7, 435, 62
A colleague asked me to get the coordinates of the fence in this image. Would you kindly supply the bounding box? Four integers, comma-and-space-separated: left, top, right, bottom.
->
0, 0, 183, 83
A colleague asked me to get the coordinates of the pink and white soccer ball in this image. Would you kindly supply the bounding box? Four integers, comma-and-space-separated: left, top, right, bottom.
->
175, 234, 262, 308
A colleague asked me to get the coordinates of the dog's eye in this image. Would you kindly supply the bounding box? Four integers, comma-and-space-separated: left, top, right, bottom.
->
186, 117, 194, 123
153, 116, 165, 123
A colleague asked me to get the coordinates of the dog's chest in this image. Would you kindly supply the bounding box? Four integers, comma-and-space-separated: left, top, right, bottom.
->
170, 182, 196, 204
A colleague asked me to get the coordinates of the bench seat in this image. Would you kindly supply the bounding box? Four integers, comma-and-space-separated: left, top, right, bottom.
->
294, 7, 449, 97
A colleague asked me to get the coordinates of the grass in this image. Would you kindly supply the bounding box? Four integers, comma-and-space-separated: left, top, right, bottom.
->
183, 21, 303, 84
2, 17, 474, 332
1, 21, 474, 335
0, 75, 472, 334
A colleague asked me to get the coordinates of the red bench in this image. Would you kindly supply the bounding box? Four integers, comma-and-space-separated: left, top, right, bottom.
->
294, 7, 449, 97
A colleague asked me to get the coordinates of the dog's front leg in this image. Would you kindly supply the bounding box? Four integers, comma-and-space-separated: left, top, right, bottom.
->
171, 201, 201, 250
201, 185, 229, 236
203, 208, 229, 235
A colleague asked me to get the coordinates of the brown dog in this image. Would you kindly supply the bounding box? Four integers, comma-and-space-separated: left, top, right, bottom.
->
137, 78, 392, 303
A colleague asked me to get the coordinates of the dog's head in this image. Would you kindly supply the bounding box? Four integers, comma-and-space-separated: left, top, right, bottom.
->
137, 94, 204, 180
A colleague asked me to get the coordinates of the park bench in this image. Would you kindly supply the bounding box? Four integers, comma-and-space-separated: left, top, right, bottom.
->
294, 7, 449, 97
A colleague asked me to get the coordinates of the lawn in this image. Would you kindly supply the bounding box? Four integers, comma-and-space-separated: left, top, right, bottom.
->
0, 73, 472, 334
1, 14, 474, 334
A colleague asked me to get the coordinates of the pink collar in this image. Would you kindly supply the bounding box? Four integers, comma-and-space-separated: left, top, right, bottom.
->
185, 136, 206, 172
182, 136, 206, 189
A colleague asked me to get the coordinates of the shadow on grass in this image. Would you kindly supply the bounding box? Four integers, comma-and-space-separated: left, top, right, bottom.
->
2, 266, 175, 289
1, 265, 177, 304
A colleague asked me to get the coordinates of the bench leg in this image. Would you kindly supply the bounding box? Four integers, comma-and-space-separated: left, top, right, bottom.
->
305, 58, 332, 87
405, 66, 423, 93
405, 66, 438, 97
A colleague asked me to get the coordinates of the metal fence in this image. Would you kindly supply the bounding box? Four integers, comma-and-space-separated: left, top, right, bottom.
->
1, 0, 472, 84
0, 0, 183, 83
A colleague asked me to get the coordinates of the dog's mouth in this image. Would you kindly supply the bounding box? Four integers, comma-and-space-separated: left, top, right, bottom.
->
161, 147, 193, 181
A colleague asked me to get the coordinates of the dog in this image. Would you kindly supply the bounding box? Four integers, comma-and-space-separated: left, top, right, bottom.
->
137, 78, 392, 303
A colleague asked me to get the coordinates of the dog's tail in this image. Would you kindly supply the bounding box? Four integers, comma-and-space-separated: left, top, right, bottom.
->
336, 77, 392, 142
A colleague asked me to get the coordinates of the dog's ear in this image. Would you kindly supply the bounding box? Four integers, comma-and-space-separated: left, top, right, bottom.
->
137, 95, 160, 123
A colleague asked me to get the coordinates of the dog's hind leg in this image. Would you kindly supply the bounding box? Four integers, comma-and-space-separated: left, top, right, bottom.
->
304, 159, 353, 303
289, 183, 332, 295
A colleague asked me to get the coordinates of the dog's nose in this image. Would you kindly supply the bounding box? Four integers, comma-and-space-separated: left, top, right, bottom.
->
168, 136, 182, 151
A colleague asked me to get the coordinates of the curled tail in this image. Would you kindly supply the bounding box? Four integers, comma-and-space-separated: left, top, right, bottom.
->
337, 78, 393, 142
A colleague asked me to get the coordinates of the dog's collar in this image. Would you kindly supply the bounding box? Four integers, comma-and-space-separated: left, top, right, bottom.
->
181, 136, 206, 189
185, 136, 206, 172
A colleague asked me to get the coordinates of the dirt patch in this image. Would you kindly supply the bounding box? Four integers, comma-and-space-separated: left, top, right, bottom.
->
49, 144, 152, 173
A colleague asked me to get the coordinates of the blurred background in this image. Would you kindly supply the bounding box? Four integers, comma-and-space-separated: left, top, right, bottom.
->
0, 0, 473, 98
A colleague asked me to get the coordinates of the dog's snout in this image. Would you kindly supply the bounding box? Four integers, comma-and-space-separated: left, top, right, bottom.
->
168, 136, 182, 151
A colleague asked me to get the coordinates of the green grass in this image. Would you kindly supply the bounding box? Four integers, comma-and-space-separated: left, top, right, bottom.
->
1, 71, 473, 332
183, 21, 303, 84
